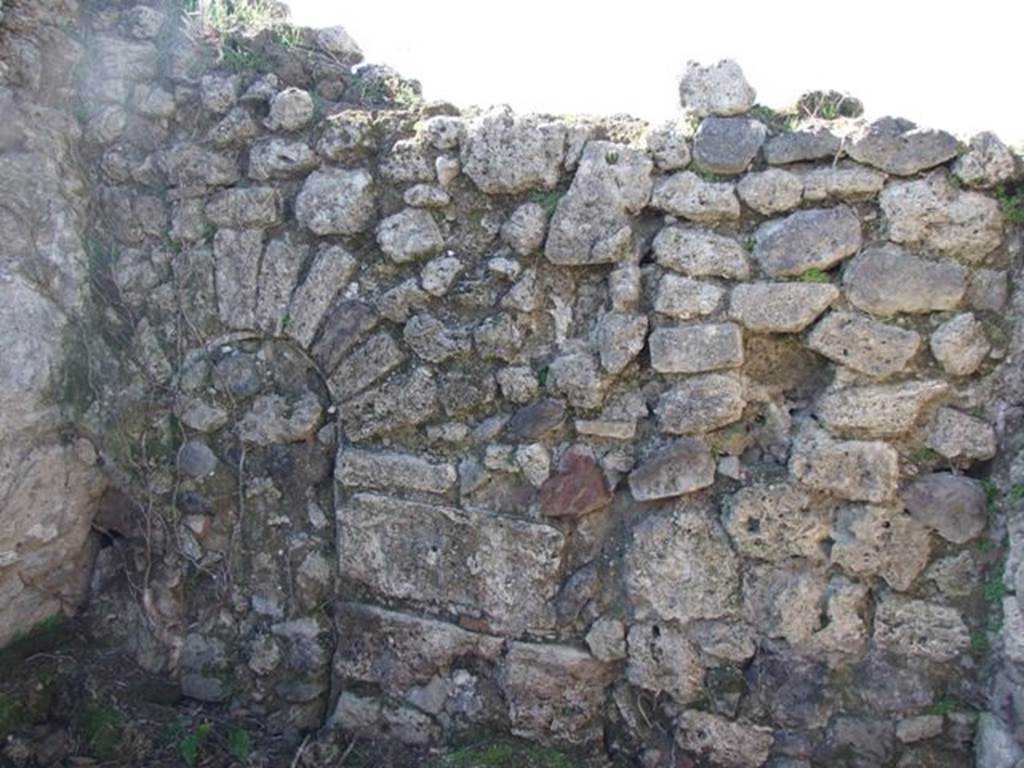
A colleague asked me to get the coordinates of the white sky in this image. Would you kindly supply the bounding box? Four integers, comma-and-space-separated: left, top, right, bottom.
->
288, 0, 1023, 146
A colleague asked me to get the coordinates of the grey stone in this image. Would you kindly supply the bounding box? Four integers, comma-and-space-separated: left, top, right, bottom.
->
596, 312, 648, 374
693, 116, 767, 175
926, 407, 997, 461
609, 263, 642, 311
314, 26, 364, 62
501, 202, 547, 255
848, 117, 960, 176
954, 131, 1020, 188
585, 617, 626, 661
286, 245, 357, 347
545, 141, 652, 265
650, 172, 741, 223
237, 393, 322, 445
403, 313, 470, 363
337, 492, 563, 633
764, 128, 842, 165
403, 184, 450, 208
678, 60, 756, 117
821, 717, 896, 768
295, 168, 376, 235
166, 143, 241, 190
873, 595, 970, 662
461, 107, 567, 194
649, 323, 744, 374
266, 87, 314, 132
975, 713, 1024, 768
880, 172, 1003, 262
206, 187, 280, 228
737, 168, 803, 214
806, 312, 921, 378
420, 254, 463, 296
626, 623, 704, 704
653, 226, 750, 279
177, 398, 229, 433
248, 137, 318, 180
340, 367, 438, 442
376, 208, 444, 263
547, 352, 604, 409
200, 74, 239, 114
967, 268, 1009, 312
496, 367, 540, 406
336, 448, 456, 495
330, 331, 407, 401
788, 424, 899, 503
656, 372, 745, 435
312, 299, 379, 372
728, 283, 838, 332
644, 120, 691, 170
689, 621, 756, 662
722, 482, 831, 563
743, 562, 828, 644
213, 228, 261, 328
499, 642, 613, 746
628, 440, 716, 501
255, 235, 304, 335
752, 206, 862, 277
800, 165, 887, 201
852, 653, 934, 713
209, 106, 259, 147
625, 503, 739, 621
177, 439, 218, 478
806, 576, 870, 661
831, 503, 932, 591
903, 473, 987, 544
435, 155, 460, 186
417, 115, 465, 150
676, 712, 773, 768
654, 274, 724, 319
381, 140, 434, 184
814, 380, 948, 438
317, 112, 376, 161
929, 313, 990, 376
134, 84, 174, 118
843, 244, 966, 316
748, 650, 830, 728
181, 634, 228, 702
896, 715, 944, 744
474, 313, 523, 362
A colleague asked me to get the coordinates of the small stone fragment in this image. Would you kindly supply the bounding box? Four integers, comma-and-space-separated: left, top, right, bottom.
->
628, 439, 716, 501
546, 353, 604, 409
644, 120, 691, 170
843, 244, 966, 316
649, 324, 744, 374
461, 107, 566, 194
420, 254, 462, 296
926, 407, 997, 461
248, 137, 318, 180
736, 168, 803, 214
336, 449, 456, 495
501, 202, 547, 255
693, 117, 767, 175
626, 623, 704, 704
656, 373, 745, 435
596, 313, 648, 374
650, 172, 741, 223
896, 716, 944, 744
722, 482, 830, 563
800, 165, 886, 202
678, 60, 756, 117
496, 366, 539, 405
177, 440, 218, 478
653, 226, 750, 279
902, 473, 987, 544
675, 711, 773, 768
764, 128, 842, 165
848, 117, 959, 176
873, 596, 970, 662
506, 398, 566, 441
830, 503, 932, 591
929, 312, 990, 376
728, 283, 838, 332
266, 87, 314, 132
585, 617, 626, 661
752, 206, 862, 277
806, 312, 921, 378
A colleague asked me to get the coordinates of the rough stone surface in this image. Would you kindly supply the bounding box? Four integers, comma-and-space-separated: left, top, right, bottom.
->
736, 168, 803, 214
625, 503, 740, 622
848, 117, 960, 176
538, 452, 611, 519
596, 312, 648, 373
729, 283, 838, 332
880, 172, 1003, 262
830, 503, 932, 590
764, 128, 842, 165
656, 373, 745, 435
873, 596, 970, 662
649, 323, 744, 373
800, 165, 886, 201
753, 206, 862, 277
693, 117, 767, 175
295, 168, 375, 235
788, 424, 899, 503
678, 60, 756, 117
954, 131, 1020, 188
903, 473, 987, 543
926, 407, 997, 461
929, 312, 990, 376
653, 226, 750, 279
814, 380, 948, 438
722, 482, 830, 563
461, 107, 566, 194
650, 172, 741, 222
843, 244, 966, 316
676, 711, 773, 768
654, 274, 724, 319
626, 623, 704, 704
806, 312, 921, 378
546, 141, 652, 265
376, 208, 444, 263
628, 440, 716, 501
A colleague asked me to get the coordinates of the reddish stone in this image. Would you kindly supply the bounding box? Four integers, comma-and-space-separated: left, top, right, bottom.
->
539, 453, 612, 519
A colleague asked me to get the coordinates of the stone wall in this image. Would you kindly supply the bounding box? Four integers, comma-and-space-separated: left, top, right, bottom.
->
2, 2, 1024, 766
